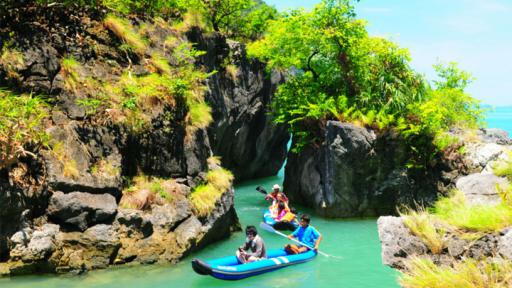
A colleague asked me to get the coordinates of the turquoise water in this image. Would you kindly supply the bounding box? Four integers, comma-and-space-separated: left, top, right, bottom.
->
2, 107, 510, 287
486, 106, 512, 135
0, 170, 399, 287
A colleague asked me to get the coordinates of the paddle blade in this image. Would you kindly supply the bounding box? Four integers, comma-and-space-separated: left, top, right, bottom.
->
256, 186, 267, 195
259, 222, 275, 233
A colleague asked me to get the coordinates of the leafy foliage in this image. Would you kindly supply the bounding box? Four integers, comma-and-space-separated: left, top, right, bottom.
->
0, 90, 49, 170
248, 0, 483, 160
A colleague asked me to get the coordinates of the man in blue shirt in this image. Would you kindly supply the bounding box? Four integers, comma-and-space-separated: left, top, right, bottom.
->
285, 214, 322, 254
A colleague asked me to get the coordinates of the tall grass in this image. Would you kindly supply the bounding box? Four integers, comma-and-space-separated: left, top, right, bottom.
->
433, 190, 512, 232
400, 257, 512, 288
104, 14, 147, 55
401, 209, 446, 254
189, 168, 233, 217
187, 102, 213, 135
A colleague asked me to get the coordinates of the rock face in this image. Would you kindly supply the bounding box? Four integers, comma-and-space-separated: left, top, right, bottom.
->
0, 6, 248, 276
47, 192, 117, 231
189, 30, 290, 181
377, 216, 428, 269
284, 121, 444, 217
284, 120, 512, 217
456, 173, 508, 205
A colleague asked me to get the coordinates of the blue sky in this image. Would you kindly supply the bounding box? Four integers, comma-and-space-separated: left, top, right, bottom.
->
264, 0, 512, 106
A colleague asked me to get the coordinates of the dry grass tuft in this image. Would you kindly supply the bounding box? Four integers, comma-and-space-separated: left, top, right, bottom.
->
225, 64, 238, 81
119, 176, 183, 210
189, 168, 233, 217
400, 208, 447, 254
400, 257, 512, 288
104, 15, 147, 55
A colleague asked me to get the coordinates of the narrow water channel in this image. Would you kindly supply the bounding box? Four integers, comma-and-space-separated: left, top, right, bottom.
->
0, 166, 399, 288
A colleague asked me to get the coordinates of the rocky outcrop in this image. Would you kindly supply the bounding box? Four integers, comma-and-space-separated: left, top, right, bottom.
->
377, 216, 511, 270
456, 173, 508, 205
189, 30, 290, 181
0, 6, 246, 276
284, 120, 511, 217
284, 121, 447, 217
47, 191, 117, 231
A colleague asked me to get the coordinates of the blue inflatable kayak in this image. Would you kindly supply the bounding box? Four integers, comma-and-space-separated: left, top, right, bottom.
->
263, 210, 299, 231
192, 248, 316, 280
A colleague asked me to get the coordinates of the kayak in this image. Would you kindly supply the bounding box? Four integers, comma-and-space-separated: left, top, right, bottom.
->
191, 248, 317, 280
263, 210, 299, 231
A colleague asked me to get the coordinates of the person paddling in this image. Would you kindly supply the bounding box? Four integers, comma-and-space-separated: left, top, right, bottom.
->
236, 226, 267, 263
265, 184, 288, 204
284, 214, 322, 254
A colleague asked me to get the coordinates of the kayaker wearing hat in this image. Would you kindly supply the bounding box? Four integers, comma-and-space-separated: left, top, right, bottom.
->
265, 184, 288, 204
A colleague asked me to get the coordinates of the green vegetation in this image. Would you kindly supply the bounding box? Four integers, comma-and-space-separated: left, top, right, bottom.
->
60, 57, 81, 92
493, 151, 512, 180
189, 167, 234, 217
400, 257, 512, 288
248, 0, 483, 157
0, 89, 49, 170
90, 158, 119, 177
119, 176, 181, 210
432, 190, 512, 232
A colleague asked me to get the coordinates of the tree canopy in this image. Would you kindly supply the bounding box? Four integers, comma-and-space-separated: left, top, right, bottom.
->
248, 0, 483, 155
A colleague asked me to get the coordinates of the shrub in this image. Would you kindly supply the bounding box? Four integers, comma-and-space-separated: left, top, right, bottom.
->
400, 257, 512, 288
0, 90, 49, 170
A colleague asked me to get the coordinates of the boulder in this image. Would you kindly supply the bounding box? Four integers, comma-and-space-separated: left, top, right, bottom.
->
47, 191, 117, 231
53, 224, 120, 272
175, 216, 204, 250
477, 128, 511, 145
464, 142, 507, 169
377, 216, 428, 269
148, 201, 191, 232
456, 173, 508, 205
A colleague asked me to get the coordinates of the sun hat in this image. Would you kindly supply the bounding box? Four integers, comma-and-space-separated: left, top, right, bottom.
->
273, 184, 280, 190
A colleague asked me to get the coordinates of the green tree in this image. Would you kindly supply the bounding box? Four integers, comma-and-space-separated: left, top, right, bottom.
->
248, 0, 425, 147
199, 0, 254, 32
432, 61, 474, 91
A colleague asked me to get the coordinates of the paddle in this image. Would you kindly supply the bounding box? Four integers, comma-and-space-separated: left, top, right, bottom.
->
256, 186, 267, 195
259, 222, 341, 259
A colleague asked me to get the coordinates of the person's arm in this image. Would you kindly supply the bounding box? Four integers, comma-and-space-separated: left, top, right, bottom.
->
239, 239, 250, 251
314, 234, 323, 251
288, 227, 299, 239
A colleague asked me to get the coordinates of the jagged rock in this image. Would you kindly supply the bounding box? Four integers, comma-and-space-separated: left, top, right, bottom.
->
43, 124, 123, 197
285, 121, 441, 217
467, 234, 498, 259
189, 31, 290, 181
148, 201, 191, 232
175, 216, 204, 250
53, 224, 120, 272
498, 228, 512, 260
477, 128, 512, 145
465, 142, 507, 169
447, 238, 468, 258
115, 209, 153, 238
377, 216, 428, 269
47, 191, 117, 231
456, 173, 508, 205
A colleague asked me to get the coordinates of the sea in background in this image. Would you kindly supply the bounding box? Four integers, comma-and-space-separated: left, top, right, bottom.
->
486, 106, 512, 135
